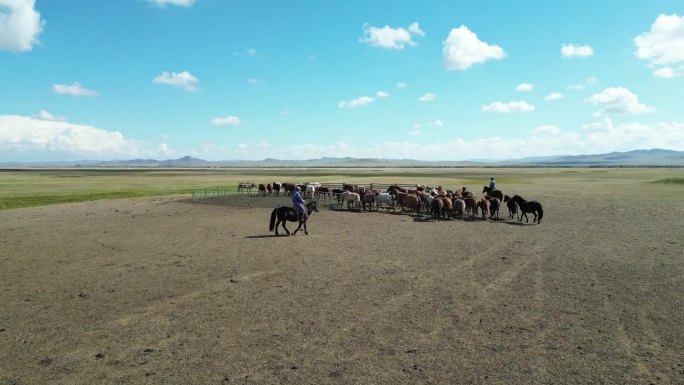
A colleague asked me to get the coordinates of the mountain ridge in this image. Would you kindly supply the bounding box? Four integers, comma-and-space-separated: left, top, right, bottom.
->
1, 149, 683, 168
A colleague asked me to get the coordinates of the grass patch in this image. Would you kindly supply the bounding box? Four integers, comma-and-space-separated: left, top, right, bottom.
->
0, 189, 190, 210
653, 177, 684, 184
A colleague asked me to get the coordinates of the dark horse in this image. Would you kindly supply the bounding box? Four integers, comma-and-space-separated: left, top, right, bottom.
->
510, 195, 543, 224
269, 201, 319, 236
482, 186, 504, 201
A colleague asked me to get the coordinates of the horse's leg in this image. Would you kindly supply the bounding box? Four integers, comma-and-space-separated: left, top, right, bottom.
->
293, 220, 302, 235
282, 220, 290, 235
303, 220, 308, 235
274, 218, 280, 235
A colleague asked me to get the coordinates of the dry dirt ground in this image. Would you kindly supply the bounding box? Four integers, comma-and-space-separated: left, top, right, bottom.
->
1, 184, 682, 385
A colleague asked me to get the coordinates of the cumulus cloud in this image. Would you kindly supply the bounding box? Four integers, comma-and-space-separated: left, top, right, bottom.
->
52, 82, 97, 97
585, 87, 655, 116
35, 110, 66, 122
147, 0, 195, 7
0, 114, 129, 155
544, 92, 563, 101
0, 0, 44, 52
376, 91, 389, 98
482, 101, 535, 113
515, 83, 534, 92
419, 93, 435, 102
153, 71, 199, 92
561, 44, 594, 58
442, 25, 506, 70
634, 14, 684, 77
212, 116, 241, 126
396, 82, 407, 89
532, 125, 561, 135
339, 96, 375, 108
433, 120, 444, 127
359, 22, 425, 49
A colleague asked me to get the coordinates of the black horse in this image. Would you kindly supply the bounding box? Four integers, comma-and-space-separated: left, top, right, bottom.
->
269, 201, 319, 236
510, 195, 543, 224
483, 186, 504, 202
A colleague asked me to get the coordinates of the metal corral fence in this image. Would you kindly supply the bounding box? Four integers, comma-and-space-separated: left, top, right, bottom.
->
191, 182, 420, 208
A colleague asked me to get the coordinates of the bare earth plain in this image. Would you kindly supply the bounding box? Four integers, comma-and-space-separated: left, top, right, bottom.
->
1, 170, 683, 384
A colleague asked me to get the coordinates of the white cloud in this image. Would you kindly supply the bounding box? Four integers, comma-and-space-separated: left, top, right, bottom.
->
147, 0, 195, 7
482, 101, 535, 113
0, 115, 129, 155
408, 22, 425, 37
515, 83, 534, 92
157, 143, 176, 157
396, 82, 407, 89
653, 66, 677, 78
585, 87, 655, 116
52, 82, 97, 97
442, 25, 506, 70
35, 110, 66, 122
412, 123, 422, 129
153, 71, 199, 92
212, 116, 241, 126
376, 91, 389, 98
0, 0, 44, 52
192, 119, 684, 161
419, 93, 435, 102
233, 48, 259, 58
544, 92, 563, 101
359, 22, 425, 49
339, 96, 375, 108
634, 14, 684, 77
433, 120, 444, 127
532, 125, 561, 135
561, 44, 594, 58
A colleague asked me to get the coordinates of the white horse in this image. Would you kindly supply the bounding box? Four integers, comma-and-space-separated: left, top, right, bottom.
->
374, 192, 395, 211
305, 184, 316, 198
340, 191, 360, 210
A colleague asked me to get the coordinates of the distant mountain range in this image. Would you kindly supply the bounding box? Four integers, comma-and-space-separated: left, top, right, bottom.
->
2, 149, 683, 168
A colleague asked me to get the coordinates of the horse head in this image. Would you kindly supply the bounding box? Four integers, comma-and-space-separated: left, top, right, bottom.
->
307, 201, 319, 213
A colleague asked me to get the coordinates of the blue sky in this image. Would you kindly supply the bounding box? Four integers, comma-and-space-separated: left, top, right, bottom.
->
1, 0, 683, 161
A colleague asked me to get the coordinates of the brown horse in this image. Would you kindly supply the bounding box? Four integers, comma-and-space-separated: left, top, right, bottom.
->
487, 196, 501, 219
391, 189, 422, 213
477, 197, 491, 220
431, 197, 444, 220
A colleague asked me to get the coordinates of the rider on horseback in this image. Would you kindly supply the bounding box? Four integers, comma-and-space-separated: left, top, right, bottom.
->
292, 186, 308, 221
489, 177, 497, 191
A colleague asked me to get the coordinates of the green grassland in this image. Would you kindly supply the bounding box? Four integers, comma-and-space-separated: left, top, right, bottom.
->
1, 167, 682, 210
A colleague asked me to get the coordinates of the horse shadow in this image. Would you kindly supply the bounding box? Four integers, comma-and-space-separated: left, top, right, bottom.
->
491, 220, 533, 226
245, 234, 282, 239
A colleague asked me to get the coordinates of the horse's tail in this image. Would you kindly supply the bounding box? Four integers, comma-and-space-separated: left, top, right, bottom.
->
536, 202, 544, 223
269, 208, 277, 231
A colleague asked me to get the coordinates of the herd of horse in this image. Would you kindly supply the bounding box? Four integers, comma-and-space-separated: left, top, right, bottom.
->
264, 181, 544, 235
334, 184, 543, 224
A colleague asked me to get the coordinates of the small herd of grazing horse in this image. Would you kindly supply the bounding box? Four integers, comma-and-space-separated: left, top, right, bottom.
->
266, 182, 543, 235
